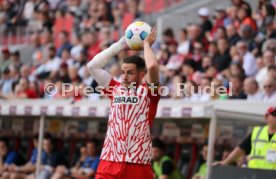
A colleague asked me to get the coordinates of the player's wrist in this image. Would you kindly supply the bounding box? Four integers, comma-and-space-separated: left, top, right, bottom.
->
143, 41, 150, 46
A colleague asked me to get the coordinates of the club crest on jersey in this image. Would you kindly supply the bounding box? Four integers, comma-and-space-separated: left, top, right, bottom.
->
113, 96, 139, 104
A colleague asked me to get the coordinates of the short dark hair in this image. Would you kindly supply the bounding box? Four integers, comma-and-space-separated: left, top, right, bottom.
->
0, 137, 9, 146
49, 46, 56, 52
60, 30, 69, 37
162, 28, 174, 38
33, 133, 39, 140
87, 138, 99, 147
183, 59, 197, 71
268, 65, 276, 71
44, 132, 53, 142
11, 51, 20, 57
152, 138, 166, 150
123, 55, 146, 71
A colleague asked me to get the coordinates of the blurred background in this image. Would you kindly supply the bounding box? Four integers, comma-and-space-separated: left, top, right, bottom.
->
0, 0, 276, 179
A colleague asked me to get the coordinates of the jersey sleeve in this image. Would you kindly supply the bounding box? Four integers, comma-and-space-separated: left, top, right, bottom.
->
145, 83, 161, 126
103, 79, 120, 99
30, 148, 38, 164
239, 133, 252, 155
90, 157, 100, 171
5, 151, 17, 165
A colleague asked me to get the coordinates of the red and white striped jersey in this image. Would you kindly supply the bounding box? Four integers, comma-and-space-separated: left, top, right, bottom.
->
100, 79, 160, 164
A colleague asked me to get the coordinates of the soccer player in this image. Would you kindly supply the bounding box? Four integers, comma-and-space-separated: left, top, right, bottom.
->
87, 27, 160, 179
51, 139, 100, 179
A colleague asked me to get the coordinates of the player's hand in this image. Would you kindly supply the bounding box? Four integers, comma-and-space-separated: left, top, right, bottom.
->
8, 164, 17, 171
56, 165, 67, 174
118, 36, 130, 51
212, 161, 227, 166
144, 26, 157, 46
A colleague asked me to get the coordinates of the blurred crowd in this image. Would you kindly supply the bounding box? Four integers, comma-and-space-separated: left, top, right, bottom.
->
0, 134, 233, 179
0, 0, 276, 102
0, 134, 102, 179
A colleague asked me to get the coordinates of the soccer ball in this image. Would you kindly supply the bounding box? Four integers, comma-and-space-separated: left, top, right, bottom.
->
125, 21, 152, 51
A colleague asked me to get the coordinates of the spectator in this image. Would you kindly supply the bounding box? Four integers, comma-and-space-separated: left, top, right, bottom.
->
166, 41, 184, 70
182, 59, 202, 85
207, 42, 218, 59
20, 65, 32, 81
27, 133, 64, 179
163, 64, 182, 98
0, 137, 25, 177
162, 28, 175, 45
239, 25, 255, 51
198, 77, 212, 101
243, 77, 264, 101
40, 29, 53, 61
152, 139, 182, 179
202, 56, 213, 72
262, 76, 276, 102
35, 46, 61, 80
268, 65, 276, 80
224, 6, 238, 26
192, 143, 208, 179
188, 24, 208, 53
258, 3, 276, 31
51, 139, 100, 179
256, 50, 275, 89
177, 28, 190, 55
1, 134, 39, 179
183, 80, 199, 101
236, 6, 257, 32
209, 7, 226, 40
56, 31, 72, 58
229, 75, 247, 99
226, 24, 241, 46
223, 62, 246, 80
3, 78, 39, 99
56, 62, 71, 84
0, 47, 10, 75
255, 55, 265, 72
83, 31, 101, 61
198, 7, 213, 35
264, 16, 276, 39
70, 34, 83, 62
214, 38, 232, 72
0, 68, 13, 97
10, 51, 22, 72
188, 42, 204, 66
236, 41, 257, 77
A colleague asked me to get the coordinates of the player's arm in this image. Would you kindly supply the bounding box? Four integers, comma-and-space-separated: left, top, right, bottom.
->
144, 27, 159, 85
221, 147, 246, 165
71, 168, 95, 178
9, 162, 35, 173
214, 133, 251, 166
87, 38, 127, 87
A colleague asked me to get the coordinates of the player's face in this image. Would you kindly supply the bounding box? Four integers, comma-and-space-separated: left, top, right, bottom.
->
33, 139, 38, 148
121, 63, 142, 87
86, 142, 96, 156
202, 145, 208, 161
266, 112, 276, 129
152, 147, 162, 161
43, 139, 52, 153
0, 142, 8, 156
